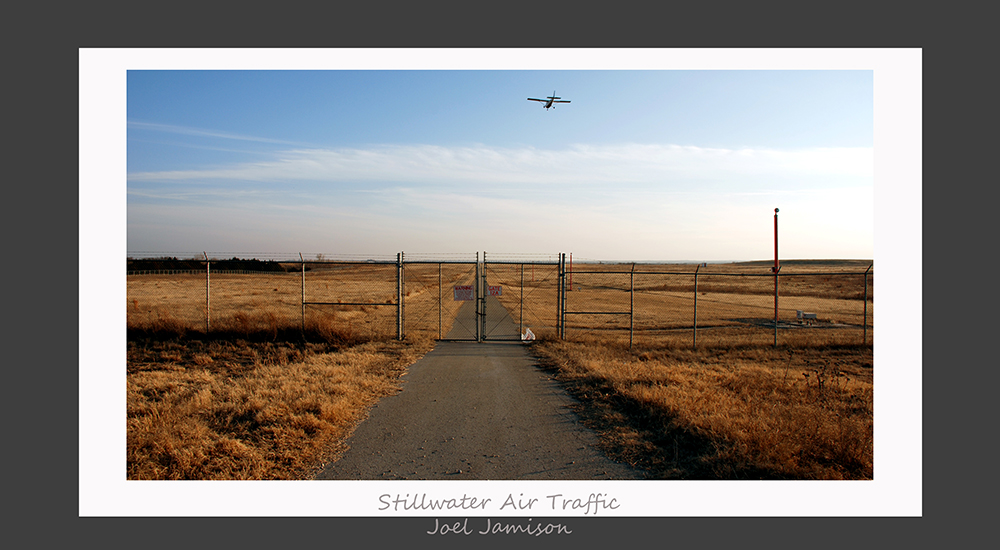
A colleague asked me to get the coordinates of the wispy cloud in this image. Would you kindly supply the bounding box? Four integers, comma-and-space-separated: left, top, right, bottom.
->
126, 141, 873, 259
128, 121, 312, 147
127, 143, 874, 188
127, 187, 270, 202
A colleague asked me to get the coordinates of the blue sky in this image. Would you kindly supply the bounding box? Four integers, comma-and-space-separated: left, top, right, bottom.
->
125, 61, 875, 261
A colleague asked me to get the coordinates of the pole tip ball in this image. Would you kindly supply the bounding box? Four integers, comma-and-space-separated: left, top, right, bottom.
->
774, 208, 779, 213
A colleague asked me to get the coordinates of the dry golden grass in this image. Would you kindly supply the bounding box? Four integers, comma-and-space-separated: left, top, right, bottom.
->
127, 262, 479, 340
127, 336, 435, 480
126, 260, 873, 480
549, 261, 872, 346
128, 260, 872, 346
125, 264, 473, 480
530, 337, 873, 479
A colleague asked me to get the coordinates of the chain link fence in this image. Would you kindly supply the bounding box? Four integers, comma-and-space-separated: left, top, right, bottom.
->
401, 258, 479, 341
127, 253, 872, 348
482, 254, 562, 342
564, 260, 873, 348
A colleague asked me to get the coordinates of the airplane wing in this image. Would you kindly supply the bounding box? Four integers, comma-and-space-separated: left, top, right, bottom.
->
527, 98, 546, 102
553, 100, 571, 103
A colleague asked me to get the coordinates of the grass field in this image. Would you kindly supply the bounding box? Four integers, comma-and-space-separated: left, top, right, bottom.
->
126, 259, 873, 480
489, 260, 873, 347
530, 337, 872, 479
127, 262, 480, 341
127, 336, 436, 479
128, 259, 872, 347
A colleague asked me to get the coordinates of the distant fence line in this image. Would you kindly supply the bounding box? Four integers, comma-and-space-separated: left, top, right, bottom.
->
127, 252, 873, 348
128, 270, 289, 276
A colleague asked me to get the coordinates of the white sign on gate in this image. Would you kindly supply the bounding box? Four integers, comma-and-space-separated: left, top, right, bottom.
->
488, 285, 502, 297
453, 285, 474, 301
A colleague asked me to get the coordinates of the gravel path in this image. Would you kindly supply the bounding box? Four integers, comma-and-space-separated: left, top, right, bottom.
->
313, 298, 640, 480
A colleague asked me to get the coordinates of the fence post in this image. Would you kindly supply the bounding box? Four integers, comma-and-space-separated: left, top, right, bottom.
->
299, 253, 305, 337
559, 253, 566, 340
397, 252, 404, 341
475, 252, 481, 342
556, 255, 561, 339
203, 252, 210, 333
629, 263, 635, 350
520, 263, 524, 337
864, 264, 872, 345
438, 262, 442, 340
693, 263, 702, 348
563, 253, 568, 340
481, 251, 487, 341
773, 208, 780, 348
556, 254, 561, 339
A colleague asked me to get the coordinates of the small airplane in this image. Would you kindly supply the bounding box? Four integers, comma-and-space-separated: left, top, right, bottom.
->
527, 91, 571, 110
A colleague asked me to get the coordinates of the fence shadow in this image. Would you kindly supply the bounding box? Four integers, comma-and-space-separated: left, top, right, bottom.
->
530, 348, 809, 480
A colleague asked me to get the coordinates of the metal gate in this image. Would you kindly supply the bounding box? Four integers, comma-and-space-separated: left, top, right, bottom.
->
402, 256, 480, 341
299, 252, 565, 343
480, 253, 563, 342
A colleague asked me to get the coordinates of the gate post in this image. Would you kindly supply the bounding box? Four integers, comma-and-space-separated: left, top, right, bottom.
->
519, 263, 524, 337
475, 252, 481, 342
556, 254, 562, 339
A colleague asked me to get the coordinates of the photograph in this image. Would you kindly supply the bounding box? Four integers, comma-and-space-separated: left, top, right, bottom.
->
80, 48, 920, 519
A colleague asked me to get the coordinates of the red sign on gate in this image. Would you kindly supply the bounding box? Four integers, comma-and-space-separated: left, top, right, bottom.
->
453, 285, 474, 301
488, 285, 502, 296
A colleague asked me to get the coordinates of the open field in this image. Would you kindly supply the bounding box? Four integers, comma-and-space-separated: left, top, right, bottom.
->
529, 338, 873, 479
490, 260, 873, 347
128, 259, 872, 348
126, 259, 873, 480
127, 332, 872, 480
127, 336, 436, 479
127, 262, 479, 342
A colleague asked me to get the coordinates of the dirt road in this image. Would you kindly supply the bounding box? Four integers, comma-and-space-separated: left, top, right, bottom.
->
313, 298, 641, 480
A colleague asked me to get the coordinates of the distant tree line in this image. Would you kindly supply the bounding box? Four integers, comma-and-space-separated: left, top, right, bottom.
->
127, 257, 290, 272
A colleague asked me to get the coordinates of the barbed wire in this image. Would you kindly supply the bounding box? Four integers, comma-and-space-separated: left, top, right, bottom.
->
127, 252, 403, 262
